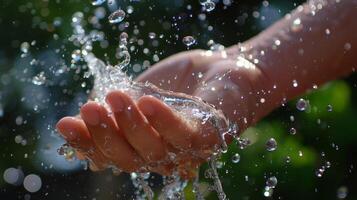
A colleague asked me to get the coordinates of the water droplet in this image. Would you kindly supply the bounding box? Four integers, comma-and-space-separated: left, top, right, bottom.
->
291, 18, 303, 32
325, 28, 331, 35
344, 43, 351, 51
57, 144, 76, 161
315, 167, 325, 178
274, 39, 281, 46
266, 138, 277, 152
20, 42, 30, 54
15, 116, 23, 125
32, 72, 46, 86
231, 153, 240, 163
216, 161, 223, 169
296, 98, 309, 111
203, 1, 216, 12
290, 115, 295, 122
266, 176, 278, 188
92, 0, 106, 6
298, 150, 303, 157
182, 36, 196, 47
237, 137, 251, 149
3, 168, 24, 186
327, 104, 333, 112
289, 127, 297, 135
23, 174, 42, 193
263, 186, 273, 197
337, 186, 348, 199
148, 32, 156, 39
30, 59, 37, 66
292, 79, 298, 87
325, 161, 331, 168
71, 49, 81, 63
15, 135, 23, 144
108, 9, 126, 24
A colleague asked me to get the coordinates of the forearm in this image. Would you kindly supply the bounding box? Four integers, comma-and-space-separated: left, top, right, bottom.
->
225, 0, 357, 123
195, 0, 357, 131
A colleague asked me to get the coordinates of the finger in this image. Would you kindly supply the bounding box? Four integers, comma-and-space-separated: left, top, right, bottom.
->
106, 91, 166, 163
138, 96, 220, 156
80, 101, 144, 172
137, 96, 196, 149
56, 117, 108, 170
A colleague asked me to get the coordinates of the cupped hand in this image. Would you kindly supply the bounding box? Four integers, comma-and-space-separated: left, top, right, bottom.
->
56, 48, 261, 178
56, 90, 221, 178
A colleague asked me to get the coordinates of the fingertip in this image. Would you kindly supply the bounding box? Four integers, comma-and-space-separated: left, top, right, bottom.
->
80, 102, 101, 126
106, 91, 125, 112
56, 117, 80, 141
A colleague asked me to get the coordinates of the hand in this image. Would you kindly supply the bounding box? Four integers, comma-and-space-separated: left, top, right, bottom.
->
57, 50, 215, 178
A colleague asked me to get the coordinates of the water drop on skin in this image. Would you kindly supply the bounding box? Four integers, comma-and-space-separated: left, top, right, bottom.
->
266, 138, 277, 152
292, 80, 298, 87
108, 9, 126, 24
182, 36, 196, 47
291, 18, 303, 32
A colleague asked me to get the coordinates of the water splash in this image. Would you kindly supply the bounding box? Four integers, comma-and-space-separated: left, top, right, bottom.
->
59, 6, 240, 198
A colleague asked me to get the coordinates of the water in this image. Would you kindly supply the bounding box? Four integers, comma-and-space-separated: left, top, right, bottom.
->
266, 138, 277, 152
92, 0, 106, 6
266, 176, 277, 188
231, 153, 240, 163
62, 8, 239, 199
23, 174, 42, 193
108, 9, 125, 24
3, 167, 24, 186
289, 127, 297, 135
296, 98, 309, 111
182, 36, 196, 47
202, 1, 216, 12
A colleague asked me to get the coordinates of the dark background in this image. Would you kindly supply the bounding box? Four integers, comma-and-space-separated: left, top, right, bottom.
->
0, 0, 356, 199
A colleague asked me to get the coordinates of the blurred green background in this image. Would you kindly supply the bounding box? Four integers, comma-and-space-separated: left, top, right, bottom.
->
0, 0, 356, 199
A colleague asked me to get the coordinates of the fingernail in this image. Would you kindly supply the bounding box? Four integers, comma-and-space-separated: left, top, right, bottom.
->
106, 93, 124, 112
81, 106, 100, 126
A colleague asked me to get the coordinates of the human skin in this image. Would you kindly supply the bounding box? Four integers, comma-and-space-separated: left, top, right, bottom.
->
56, 0, 357, 178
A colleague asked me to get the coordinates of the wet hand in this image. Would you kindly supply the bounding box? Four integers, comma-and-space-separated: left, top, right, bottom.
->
56, 90, 220, 179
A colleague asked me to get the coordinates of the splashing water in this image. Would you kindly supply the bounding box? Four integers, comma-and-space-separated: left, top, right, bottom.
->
58, 8, 239, 199
108, 9, 125, 24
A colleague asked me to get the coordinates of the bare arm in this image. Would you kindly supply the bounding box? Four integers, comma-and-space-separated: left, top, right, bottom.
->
140, 0, 357, 133
57, 0, 357, 176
